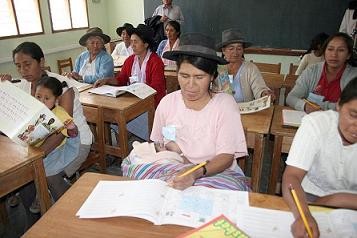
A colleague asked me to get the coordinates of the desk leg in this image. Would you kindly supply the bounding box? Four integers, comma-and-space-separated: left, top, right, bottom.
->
32, 159, 52, 215
251, 134, 265, 192
268, 135, 283, 194
117, 112, 129, 158
147, 99, 155, 135
0, 197, 7, 224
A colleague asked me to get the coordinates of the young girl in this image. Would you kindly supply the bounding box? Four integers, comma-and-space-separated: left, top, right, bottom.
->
29, 76, 80, 213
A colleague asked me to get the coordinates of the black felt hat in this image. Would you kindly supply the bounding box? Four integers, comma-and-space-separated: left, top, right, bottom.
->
216, 28, 252, 50
116, 23, 134, 36
79, 27, 111, 46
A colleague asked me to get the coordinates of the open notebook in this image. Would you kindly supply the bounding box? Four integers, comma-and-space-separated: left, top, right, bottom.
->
88, 83, 156, 99
282, 109, 307, 127
76, 180, 249, 228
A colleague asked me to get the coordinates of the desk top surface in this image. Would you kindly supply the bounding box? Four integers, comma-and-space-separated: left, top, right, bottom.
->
0, 136, 43, 176
23, 172, 289, 238
241, 106, 274, 134
270, 105, 298, 137
79, 89, 154, 110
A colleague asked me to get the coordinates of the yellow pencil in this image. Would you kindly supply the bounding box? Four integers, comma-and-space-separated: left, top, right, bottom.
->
289, 184, 313, 238
303, 99, 320, 110
178, 161, 207, 178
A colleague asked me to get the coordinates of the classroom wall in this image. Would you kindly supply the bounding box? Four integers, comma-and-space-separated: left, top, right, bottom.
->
0, 0, 144, 77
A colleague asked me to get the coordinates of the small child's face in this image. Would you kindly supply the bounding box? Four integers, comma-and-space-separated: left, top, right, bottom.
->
35, 86, 57, 109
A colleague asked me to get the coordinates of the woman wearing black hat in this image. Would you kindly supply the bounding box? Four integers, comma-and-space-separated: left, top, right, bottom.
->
111, 23, 134, 66
215, 28, 274, 102
94, 24, 166, 107
64, 27, 114, 84
121, 33, 250, 191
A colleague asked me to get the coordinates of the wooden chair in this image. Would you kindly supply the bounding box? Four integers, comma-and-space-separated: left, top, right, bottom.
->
165, 71, 180, 93
57, 57, 73, 75
288, 63, 298, 75
251, 61, 281, 74
261, 72, 284, 105
79, 106, 105, 172
283, 74, 299, 104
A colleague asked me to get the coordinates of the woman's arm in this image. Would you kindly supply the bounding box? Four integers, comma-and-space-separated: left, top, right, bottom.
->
171, 153, 234, 190
314, 193, 357, 209
83, 52, 114, 84
282, 166, 319, 238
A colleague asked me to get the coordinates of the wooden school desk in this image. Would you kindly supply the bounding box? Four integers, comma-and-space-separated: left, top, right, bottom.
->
240, 106, 274, 192
268, 105, 298, 194
0, 136, 51, 221
22, 172, 289, 238
79, 90, 155, 160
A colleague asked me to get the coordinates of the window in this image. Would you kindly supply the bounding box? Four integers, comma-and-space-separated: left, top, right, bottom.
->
0, 0, 43, 38
48, 0, 88, 32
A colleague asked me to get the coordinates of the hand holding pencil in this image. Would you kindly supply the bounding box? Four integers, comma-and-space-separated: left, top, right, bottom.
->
169, 162, 207, 190
303, 99, 321, 114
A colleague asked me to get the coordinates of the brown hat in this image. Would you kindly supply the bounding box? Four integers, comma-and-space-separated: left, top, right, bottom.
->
116, 23, 134, 36
216, 28, 252, 50
79, 27, 111, 46
163, 32, 228, 65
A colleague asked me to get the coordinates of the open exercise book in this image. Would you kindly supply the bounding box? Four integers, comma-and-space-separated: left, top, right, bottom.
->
282, 109, 306, 127
88, 82, 156, 99
235, 206, 357, 238
0, 80, 63, 146
76, 179, 249, 228
237, 95, 271, 114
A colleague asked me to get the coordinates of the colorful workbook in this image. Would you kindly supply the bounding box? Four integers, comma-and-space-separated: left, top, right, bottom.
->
237, 95, 271, 114
76, 179, 249, 228
177, 215, 249, 238
282, 109, 307, 127
0, 80, 63, 147
88, 82, 156, 99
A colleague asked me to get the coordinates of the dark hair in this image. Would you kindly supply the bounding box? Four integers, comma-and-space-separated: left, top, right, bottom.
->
12, 42, 44, 63
321, 32, 354, 65
165, 21, 181, 37
35, 76, 67, 97
339, 77, 357, 106
304, 32, 329, 56
176, 55, 218, 80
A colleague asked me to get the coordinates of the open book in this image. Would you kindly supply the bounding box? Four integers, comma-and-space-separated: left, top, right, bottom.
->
237, 95, 271, 114
0, 80, 63, 147
235, 206, 357, 238
88, 82, 156, 99
76, 179, 249, 228
177, 215, 249, 238
282, 109, 306, 127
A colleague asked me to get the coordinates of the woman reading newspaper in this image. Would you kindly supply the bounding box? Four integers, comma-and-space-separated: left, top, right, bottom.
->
122, 33, 250, 191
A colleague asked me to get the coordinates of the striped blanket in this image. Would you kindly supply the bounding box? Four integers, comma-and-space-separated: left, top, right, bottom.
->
122, 158, 251, 191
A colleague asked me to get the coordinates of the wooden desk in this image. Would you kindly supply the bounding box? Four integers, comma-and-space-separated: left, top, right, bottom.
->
0, 136, 51, 219
23, 172, 289, 238
268, 105, 298, 194
79, 90, 155, 159
241, 106, 274, 192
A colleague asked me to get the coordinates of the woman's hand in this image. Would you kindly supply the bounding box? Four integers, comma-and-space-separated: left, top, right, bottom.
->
170, 165, 201, 190
93, 78, 108, 88
0, 74, 12, 82
291, 215, 319, 238
63, 71, 82, 81
304, 102, 321, 114
261, 89, 276, 102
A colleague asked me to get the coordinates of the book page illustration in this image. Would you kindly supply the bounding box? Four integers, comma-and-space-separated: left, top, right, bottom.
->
237, 96, 271, 114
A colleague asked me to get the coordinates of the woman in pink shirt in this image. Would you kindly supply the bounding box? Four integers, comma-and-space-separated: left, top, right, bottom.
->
122, 33, 250, 191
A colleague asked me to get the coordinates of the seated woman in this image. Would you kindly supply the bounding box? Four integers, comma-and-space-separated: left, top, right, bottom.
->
214, 28, 274, 102
156, 20, 180, 66
64, 27, 114, 84
111, 23, 134, 66
94, 24, 166, 140
295, 32, 329, 75
286, 32, 357, 113
122, 33, 250, 191
282, 77, 357, 238
0, 42, 92, 208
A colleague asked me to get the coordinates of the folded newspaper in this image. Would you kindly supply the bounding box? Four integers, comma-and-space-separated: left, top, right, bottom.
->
237, 96, 271, 114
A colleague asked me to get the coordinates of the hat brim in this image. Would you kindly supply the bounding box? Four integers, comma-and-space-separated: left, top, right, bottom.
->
116, 27, 125, 36
163, 51, 228, 65
79, 32, 111, 46
216, 40, 252, 51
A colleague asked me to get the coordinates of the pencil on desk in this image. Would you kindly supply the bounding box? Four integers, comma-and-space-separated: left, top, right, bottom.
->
178, 161, 207, 178
289, 184, 313, 238
303, 99, 320, 110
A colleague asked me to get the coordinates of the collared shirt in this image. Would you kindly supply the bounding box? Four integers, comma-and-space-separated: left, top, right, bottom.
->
152, 4, 184, 24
